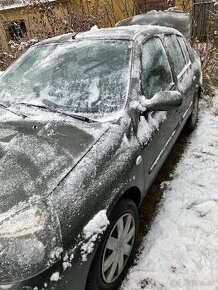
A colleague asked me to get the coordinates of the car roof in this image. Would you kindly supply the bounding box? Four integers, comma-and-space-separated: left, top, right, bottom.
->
76, 25, 181, 40
116, 11, 191, 40
36, 25, 182, 46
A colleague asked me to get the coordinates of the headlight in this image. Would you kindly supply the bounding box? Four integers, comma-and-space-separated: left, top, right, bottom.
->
0, 207, 45, 238
0, 202, 63, 284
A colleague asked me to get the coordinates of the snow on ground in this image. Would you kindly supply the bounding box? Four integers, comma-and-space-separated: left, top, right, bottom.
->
121, 104, 218, 290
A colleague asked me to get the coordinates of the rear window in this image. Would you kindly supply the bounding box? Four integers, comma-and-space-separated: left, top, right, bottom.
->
177, 36, 190, 64
164, 35, 186, 76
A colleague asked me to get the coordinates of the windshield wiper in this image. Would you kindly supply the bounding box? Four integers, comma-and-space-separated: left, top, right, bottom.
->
17, 103, 96, 123
0, 103, 27, 118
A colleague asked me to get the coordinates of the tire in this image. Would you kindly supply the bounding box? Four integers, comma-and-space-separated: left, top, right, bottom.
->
86, 199, 139, 290
186, 93, 199, 132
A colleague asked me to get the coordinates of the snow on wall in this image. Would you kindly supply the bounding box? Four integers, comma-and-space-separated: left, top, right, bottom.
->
0, 0, 56, 11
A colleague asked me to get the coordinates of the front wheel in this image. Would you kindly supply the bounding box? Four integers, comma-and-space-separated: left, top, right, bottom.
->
86, 199, 139, 290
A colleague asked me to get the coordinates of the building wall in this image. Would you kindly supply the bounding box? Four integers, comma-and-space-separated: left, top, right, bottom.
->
0, 0, 137, 51
0, 0, 69, 50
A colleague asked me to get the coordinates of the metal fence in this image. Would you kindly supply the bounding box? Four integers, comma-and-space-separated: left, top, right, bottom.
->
192, 0, 218, 41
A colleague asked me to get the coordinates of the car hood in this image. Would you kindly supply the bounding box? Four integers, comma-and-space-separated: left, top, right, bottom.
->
0, 113, 109, 213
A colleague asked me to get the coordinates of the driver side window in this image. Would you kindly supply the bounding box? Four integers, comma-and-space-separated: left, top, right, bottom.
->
141, 37, 173, 99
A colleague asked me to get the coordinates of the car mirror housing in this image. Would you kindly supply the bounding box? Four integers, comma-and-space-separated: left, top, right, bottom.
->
142, 91, 183, 112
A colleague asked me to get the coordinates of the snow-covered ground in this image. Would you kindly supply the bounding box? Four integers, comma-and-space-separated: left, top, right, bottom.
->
121, 98, 218, 290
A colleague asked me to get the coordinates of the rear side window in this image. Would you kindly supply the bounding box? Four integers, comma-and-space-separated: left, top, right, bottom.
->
164, 35, 186, 76
141, 37, 173, 99
177, 36, 190, 64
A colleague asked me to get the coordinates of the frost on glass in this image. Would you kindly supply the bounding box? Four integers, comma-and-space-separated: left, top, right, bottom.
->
0, 202, 62, 283
177, 36, 190, 64
164, 35, 186, 76
141, 38, 173, 99
0, 40, 131, 119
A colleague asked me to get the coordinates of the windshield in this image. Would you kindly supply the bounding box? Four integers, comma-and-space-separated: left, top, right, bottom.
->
0, 40, 131, 120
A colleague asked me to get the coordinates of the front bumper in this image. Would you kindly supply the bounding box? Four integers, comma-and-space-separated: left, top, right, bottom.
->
0, 256, 90, 290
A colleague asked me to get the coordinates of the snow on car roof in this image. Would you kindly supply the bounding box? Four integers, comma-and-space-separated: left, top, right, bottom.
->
36, 25, 181, 46
116, 11, 191, 40
77, 25, 182, 41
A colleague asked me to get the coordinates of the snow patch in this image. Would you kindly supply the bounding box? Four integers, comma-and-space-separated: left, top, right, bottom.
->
50, 272, 60, 282
0, 0, 56, 11
63, 261, 71, 271
59, 210, 109, 269
90, 25, 99, 31
137, 112, 166, 143
83, 209, 109, 239
0, 285, 13, 290
81, 210, 110, 261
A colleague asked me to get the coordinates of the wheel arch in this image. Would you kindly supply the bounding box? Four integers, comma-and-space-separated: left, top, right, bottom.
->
119, 186, 142, 209
86, 195, 139, 290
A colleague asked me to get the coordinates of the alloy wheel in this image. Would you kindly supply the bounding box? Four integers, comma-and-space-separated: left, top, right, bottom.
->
101, 213, 136, 284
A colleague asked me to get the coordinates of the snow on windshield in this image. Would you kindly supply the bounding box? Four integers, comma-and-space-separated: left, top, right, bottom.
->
0, 40, 131, 119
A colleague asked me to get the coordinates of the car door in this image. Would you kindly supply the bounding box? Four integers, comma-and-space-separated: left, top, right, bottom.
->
163, 34, 196, 122
138, 36, 180, 193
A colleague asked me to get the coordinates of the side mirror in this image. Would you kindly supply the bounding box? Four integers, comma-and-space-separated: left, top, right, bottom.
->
142, 91, 183, 112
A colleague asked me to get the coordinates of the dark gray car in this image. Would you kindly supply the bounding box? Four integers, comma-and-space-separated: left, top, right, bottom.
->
0, 20, 201, 290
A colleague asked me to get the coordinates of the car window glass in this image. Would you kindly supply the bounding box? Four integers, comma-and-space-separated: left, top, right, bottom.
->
164, 35, 186, 76
141, 37, 173, 99
0, 41, 131, 118
177, 36, 190, 64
